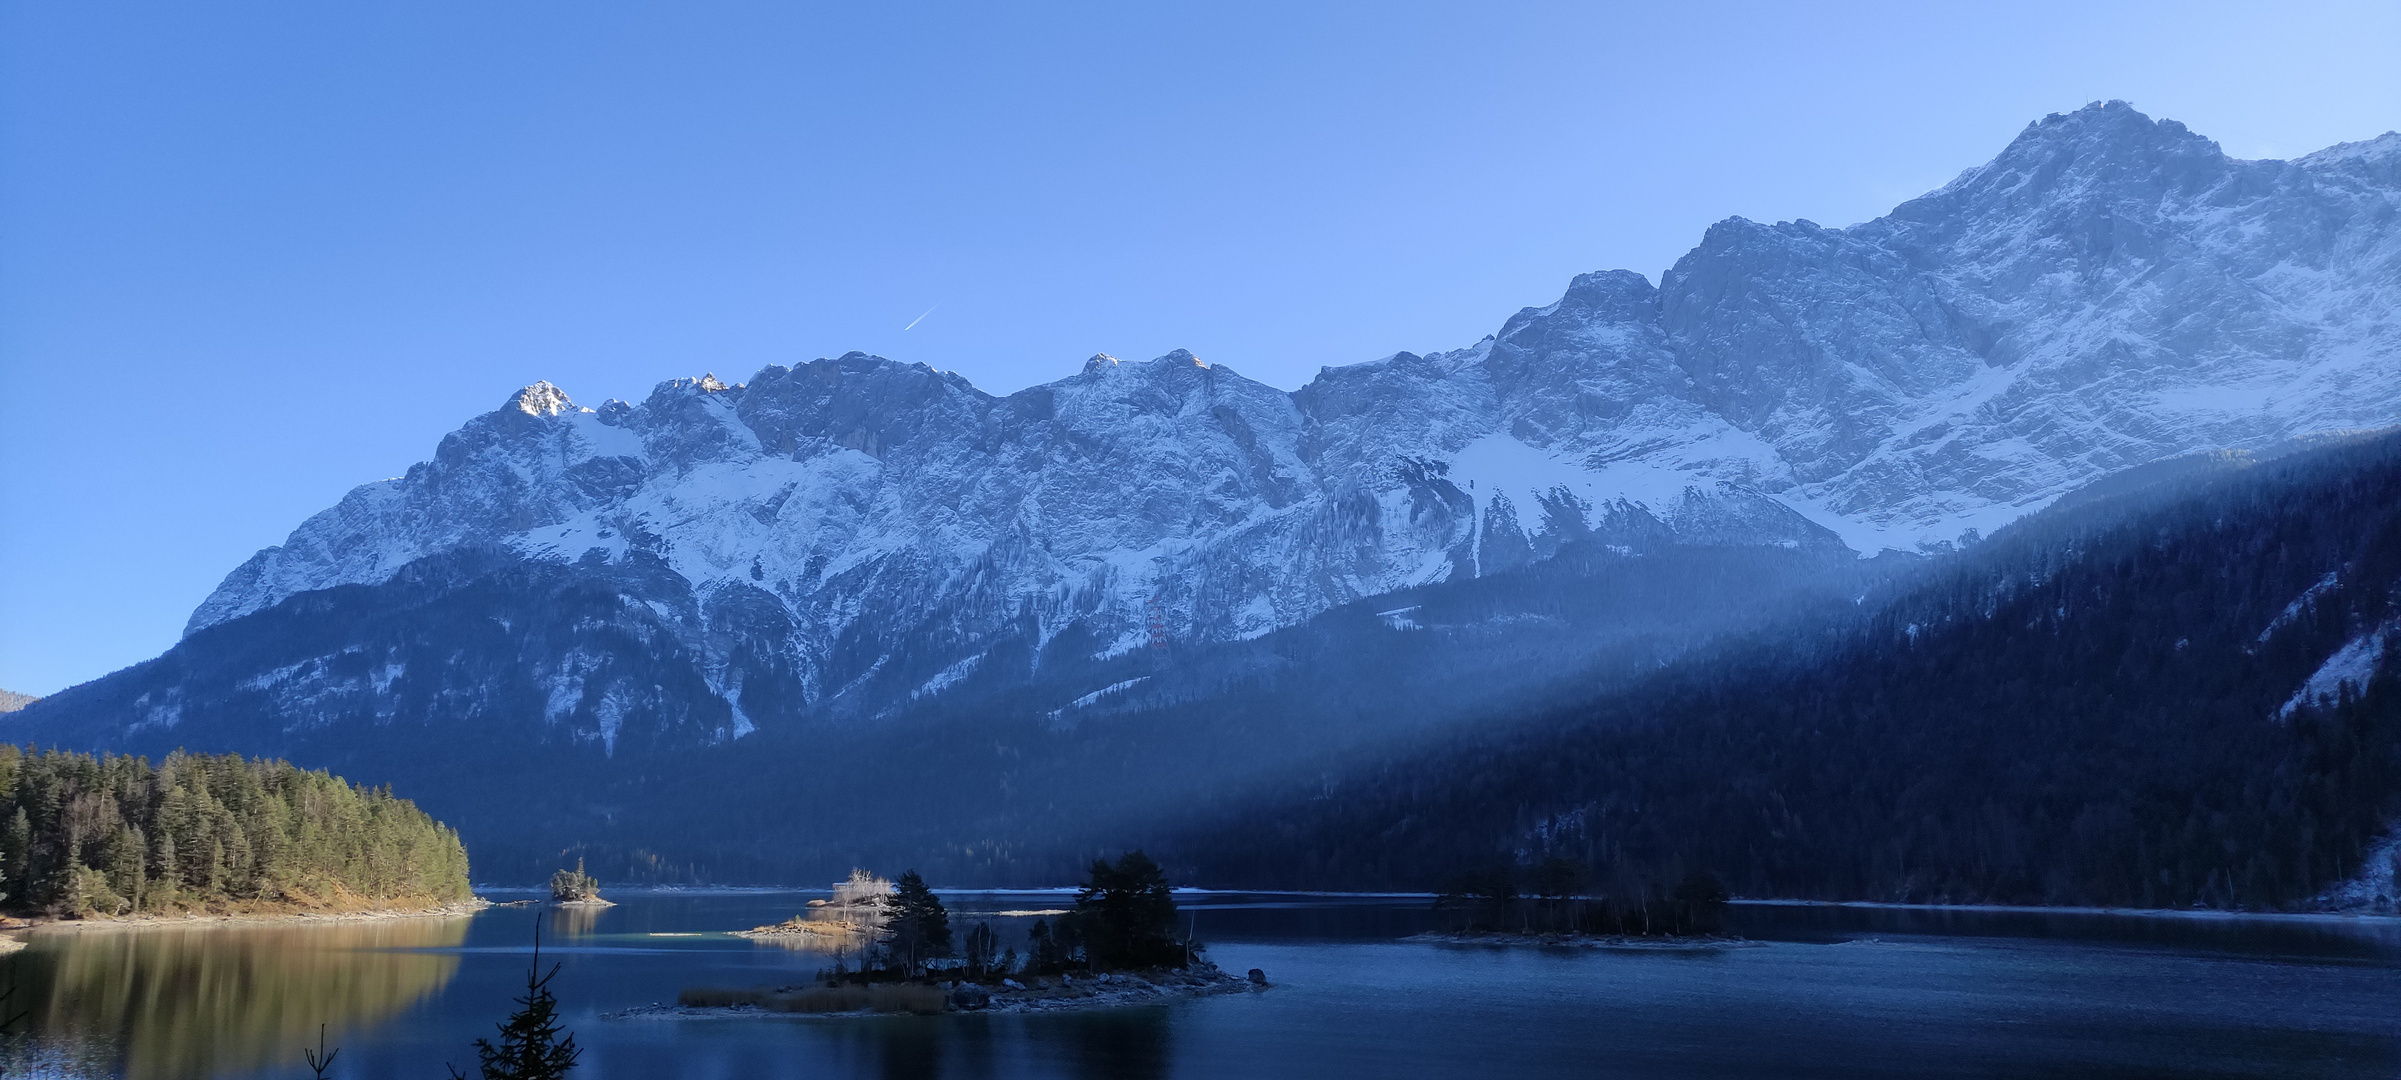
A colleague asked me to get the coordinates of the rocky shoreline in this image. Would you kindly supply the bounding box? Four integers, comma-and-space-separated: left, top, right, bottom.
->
611, 963, 1266, 1020
13, 897, 491, 932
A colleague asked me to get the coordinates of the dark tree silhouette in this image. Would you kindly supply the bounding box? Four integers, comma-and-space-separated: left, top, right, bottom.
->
1072, 851, 1186, 970
449, 920, 580, 1080
963, 921, 1000, 977
881, 870, 951, 974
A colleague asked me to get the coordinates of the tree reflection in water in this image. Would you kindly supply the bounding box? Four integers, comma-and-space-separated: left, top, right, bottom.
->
0, 918, 467, 1080
1061, 1005, 1172, 1080
877, 1019, 941, 1080
809, 1002, 1172, 1080
544, 901, 605, 940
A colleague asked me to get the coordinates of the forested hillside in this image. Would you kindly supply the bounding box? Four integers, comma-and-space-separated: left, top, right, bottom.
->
1179, 434, 2401, 910
0, 747, 471, 917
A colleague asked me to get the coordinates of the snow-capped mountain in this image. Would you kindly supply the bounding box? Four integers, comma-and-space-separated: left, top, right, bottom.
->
26, 102, 2401, 765
166, 103, 2400, 743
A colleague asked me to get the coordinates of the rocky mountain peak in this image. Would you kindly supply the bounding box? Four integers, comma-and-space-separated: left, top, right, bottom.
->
511, 381, 576, 418
2299, 132, 2401, 184
1083, 350, 1211, 376
1882, 101, 2232, 238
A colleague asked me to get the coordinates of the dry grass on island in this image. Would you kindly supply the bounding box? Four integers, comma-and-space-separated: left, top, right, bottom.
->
735, 868, 890, 946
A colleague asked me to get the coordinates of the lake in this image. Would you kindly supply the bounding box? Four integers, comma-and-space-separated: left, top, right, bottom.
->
2, 890, 2398, 1079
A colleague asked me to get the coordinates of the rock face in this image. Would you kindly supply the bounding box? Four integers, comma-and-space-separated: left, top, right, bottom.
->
30, 103, 2401, 761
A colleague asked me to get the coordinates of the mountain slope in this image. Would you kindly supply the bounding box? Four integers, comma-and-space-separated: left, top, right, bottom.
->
1176, 434, 2401, 908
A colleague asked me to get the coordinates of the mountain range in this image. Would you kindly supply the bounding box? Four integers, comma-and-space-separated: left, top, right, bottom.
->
12, 101, 2401, 884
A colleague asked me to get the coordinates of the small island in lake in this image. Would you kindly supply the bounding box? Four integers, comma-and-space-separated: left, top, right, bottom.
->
632, 851, 1262, 1019
737, 867, 891, 944
549, 858, 614, 906
1411, 859, 1751, 948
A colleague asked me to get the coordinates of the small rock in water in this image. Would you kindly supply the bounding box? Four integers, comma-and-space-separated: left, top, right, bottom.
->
1247, 968, 1269, 987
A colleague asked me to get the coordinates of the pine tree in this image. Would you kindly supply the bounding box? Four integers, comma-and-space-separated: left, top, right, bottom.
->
1026, 919, 1063, 974
1071, 851, 1183, 970
107, 826, 145, 913
449, 924, 580, 1080
150, 828, 179, 903
963, 922, 998, 976
881, 870, 951, 974
1, 808, 27, 892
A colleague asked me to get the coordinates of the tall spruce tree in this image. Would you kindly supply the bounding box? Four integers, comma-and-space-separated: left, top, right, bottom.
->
881, 870, 951, 973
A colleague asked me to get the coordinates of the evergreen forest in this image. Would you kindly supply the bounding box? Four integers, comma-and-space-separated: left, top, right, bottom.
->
1178, 435, 2401, 910
0, 746, 472, 917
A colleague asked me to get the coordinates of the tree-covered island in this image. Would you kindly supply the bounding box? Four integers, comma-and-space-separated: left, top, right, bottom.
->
549, 859, 610, 905
685, 851, 1262, 1016
1425, 858, 1737, 944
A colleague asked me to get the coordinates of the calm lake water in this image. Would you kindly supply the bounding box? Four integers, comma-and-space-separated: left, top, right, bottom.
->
3, 890, 2399, 1079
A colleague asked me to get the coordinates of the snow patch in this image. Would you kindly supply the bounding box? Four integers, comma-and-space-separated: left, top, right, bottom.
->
2258, 572, 2340, 644
2314, 829, 2401, 911
913, 654, 984, 700
1065, 677, 1148, 710
2276, 620, 2397, 719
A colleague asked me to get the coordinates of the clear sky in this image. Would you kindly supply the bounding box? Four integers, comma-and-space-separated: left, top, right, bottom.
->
3, 0, 2397, 696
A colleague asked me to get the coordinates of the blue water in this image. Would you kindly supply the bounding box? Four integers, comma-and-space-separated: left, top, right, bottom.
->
4, 890, 2398, 1078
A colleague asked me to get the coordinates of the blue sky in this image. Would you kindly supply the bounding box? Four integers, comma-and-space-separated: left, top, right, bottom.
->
3, 0, 2397, 695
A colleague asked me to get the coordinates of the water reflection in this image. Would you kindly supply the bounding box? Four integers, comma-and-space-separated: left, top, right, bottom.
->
800, 1007, 1172, 1080
3, 893, 2397, 1080
0, 917, 468, 1080
876, 1021, 942, 1080
545, 901, 605, 939
1060, 1006, 1172, 1080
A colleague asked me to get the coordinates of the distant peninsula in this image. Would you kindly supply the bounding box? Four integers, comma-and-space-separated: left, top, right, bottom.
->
0, 745, 473, 921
